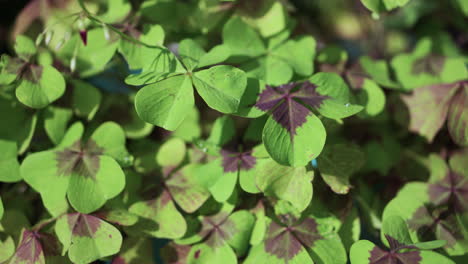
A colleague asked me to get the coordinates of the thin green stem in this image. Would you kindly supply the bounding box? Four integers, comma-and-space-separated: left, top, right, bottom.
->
77, 0, 163, 49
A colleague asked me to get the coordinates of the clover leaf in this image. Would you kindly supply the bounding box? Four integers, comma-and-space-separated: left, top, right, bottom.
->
401, 80, 467, 145
382, 152, 468, 256
0, 36, 66, 109
185, 209, 255, 264
317, 143, 365, 194
8, 228, 70, 264
21, 122, 128, 215
221, 16, 316, 86
193, 116, 270, 202
391, 38, 467, 91
129, 138, 210, 239
55, 213, 123, 264
245, 204, 347, 264
131, 38, 247, 131
255, 74, 362, 167
350, 215, 453, 264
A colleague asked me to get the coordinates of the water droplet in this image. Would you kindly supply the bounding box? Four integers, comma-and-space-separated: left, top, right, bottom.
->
345, 103, 350, 107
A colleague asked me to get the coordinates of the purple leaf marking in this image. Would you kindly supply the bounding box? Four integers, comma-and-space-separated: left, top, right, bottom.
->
67, 213, 102, 237
199, 213, 236, 248
411, 54, 445, 75
255, 82, 328, 136
408, 206, 463, 247
429, 171, 468, 212
264, 218, 322, 260
56, 139, 104, 179
221, 149, 256, 173
15, 230, 44, 264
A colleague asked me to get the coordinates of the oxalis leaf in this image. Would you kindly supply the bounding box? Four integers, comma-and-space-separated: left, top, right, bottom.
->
245, 205, 347, 264
382, 153, 468, 256
401, 80, 466, 144
129, 138, 209, 239
317, 143, 365, 194
221, 16, 316, 86
185, 210, 255, 264
256, 74, 362, 167
134, 38, 247, 131
55, 213, 122, 264
350, 216, 453, 264
193, 116, 269, 202
21, 122, 128, 215
0, 139, 22, 182
8, 228, 69, 264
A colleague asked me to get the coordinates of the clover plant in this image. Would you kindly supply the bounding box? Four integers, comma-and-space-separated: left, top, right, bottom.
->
0, 0, 467, 263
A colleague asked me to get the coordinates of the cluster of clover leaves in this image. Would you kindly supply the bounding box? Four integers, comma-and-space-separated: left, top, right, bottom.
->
0, 0, 467, 263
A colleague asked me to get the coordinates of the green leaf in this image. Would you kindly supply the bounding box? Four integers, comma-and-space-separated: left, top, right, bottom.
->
207, 115, 236, 148
256, 159, 313, 212
43, 106, 73, 145
318, 143, 365, 194
58, 28, 119, 77
14, 35, 36, 60
90, 121, 132, 166
0, 55, 21, 85
0, 197, 3, 220
178, 39, 206, 71
381, 215, 413, 247
0, 235, 14, 262
157, 137, 186, 168
188, 243, 237, 264
0, 139, 21, 182
198, 45, 231, 68
349, 239, 376, 264
119, 24, 165, 70
173, 106, 202, 141
222, 17, 266, 57
193, 65, 247, 114
412, 240, 447, 250
311, 73, 363, 119
263, 113, 326, 167
70, 79, 101, 121
135, 74, 194, 131
356, 79, 386, 117
16, 65, 65, 109
98, 0, 131, 24
271, 36, 316, 77
129, 190, 187, 239
359, 56, 400, 89
0, 97, 37, 154
55, 213, 122, 264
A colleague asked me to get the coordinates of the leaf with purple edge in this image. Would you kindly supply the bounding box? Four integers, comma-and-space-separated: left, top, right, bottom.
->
245, 210, 346, 264
128, 189, 187, 239
160, 242, 190, 264
187, 210, 255, 263
166, 164, 211, 213
391, 38, 468, 91
257, 82, 327, 167
54, 213, 122, 264
350, 215, 454, 264
9, 228, 68, 264
400, 82, 460, 143
447, 84, 468, 146
22, 122, 126, 215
